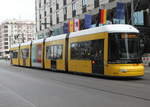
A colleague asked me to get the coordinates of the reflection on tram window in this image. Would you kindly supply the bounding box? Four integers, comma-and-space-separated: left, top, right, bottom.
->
10, 51, 18, 58
21, 49, 29, 59
46, 45, 63, 60
71, 39, 104, 60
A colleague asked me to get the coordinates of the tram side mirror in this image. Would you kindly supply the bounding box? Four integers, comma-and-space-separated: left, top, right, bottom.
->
140, 39, 145, 56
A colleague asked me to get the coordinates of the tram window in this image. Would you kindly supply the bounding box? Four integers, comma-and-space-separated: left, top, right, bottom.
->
21, 49, 29, 59
57, 45, 63, 59
71, 39, 104, 60
46, 45, 63, 60
91, 40, 104, 60
12, 51, 18, 58
53, 45, 57, 59
46, 46, 51, 59
108, 33, 141, 64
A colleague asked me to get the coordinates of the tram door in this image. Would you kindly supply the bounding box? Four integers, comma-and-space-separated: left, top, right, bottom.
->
51, 45, 57, 70
92, 39, 104, 74
51, 60, 56, 70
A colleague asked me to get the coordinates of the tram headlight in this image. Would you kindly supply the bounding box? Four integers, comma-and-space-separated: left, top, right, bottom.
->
120, 69, 127, 73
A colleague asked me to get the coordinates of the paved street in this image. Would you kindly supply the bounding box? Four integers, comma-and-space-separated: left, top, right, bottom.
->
0, 60, 150, 107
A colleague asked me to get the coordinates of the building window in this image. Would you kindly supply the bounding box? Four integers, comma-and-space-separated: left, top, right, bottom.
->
82, 0, 87, 13
46, 45, 63, 60
72, 2, 76, 17
50, 8, 52, 13
63, 0, 67, 5
44, 0, 46, 4
56, 12, 59, 24
50, 15, 52, 26
39, 14, 42, 20
4, 34, 8, 37
4, 38, 8, 41
4, 46, 8, 49
56, 0, 59, 10
4, 42, 8, 45
64, 7, 67, 21
44, 11, 47, 17
109, 0, 115, 2
45, 18, 47, 28
4, 25, 8, 28
94, 0, 99, 8
39, 0, 41, 8
40, 21, 42, 30
82, 0, 87, 6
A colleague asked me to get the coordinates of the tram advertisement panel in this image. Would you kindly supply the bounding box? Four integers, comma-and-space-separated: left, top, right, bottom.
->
32, 44, 42, 67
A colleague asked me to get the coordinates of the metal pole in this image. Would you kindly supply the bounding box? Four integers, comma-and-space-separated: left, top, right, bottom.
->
131, 0, 134, 25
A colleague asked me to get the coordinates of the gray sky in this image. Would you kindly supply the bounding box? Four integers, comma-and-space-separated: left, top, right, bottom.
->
0, 0, 35, 23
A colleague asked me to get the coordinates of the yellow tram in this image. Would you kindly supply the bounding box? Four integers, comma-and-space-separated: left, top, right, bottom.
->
10, 24, 144, 77
10, 44, 20, 65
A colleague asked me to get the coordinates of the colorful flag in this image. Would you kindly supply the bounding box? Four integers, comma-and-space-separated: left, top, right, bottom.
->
74, 19, 80, 32
68, 20, 74, 32
116, 2, 125, 19
63, 23, 68, 33
100, 9, 107, 24
84, 14, 92, 29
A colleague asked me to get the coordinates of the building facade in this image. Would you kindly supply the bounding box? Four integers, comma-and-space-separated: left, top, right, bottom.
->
36, 0, 110, 39
35, 0, 150, 39
0, 20, 36, 58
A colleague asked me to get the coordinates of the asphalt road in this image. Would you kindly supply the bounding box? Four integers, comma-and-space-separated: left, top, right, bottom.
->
0, 60, 150, 107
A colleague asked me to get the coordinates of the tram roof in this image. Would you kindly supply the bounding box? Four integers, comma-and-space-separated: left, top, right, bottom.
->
20, 41, 32, 46
45, 34, 66, 42
11, 44, 20, 48
69, 24, 139, 38
32, 38, 44, 44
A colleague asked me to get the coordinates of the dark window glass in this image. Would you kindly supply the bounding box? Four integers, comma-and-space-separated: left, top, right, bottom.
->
11, 51, 18, 58
94, 0, 99, 8
64, 7, 67, 21
71, 39, 104, 60
63, 0, 67, 5
4, 46, 8, 49
56, 12, 59, 24
46, 45, 63, 60
4, 42, 8, 45
21, 49, 29, 59
108, 33, 142, 64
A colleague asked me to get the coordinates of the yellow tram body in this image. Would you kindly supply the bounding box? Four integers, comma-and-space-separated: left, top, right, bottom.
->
105, 64, 144, 77
10, 24, 144, 77
19, 41, 31, 67
68, 32, 108, 74
31, 39, 45, 68
44, 34, 66, 71
10, 44, 20, 65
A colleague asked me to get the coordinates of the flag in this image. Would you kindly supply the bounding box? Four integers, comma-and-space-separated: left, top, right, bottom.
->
84, 14, 92, 29
100, 9, 107, 24
133, 11, 144, 25
74, 19, 80, 32
63, 23, 68, 33
68, 20, 74, 32
116, 2, 125, 19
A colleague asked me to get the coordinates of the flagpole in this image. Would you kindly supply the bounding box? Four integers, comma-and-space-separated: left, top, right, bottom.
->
131, 0, 134, 25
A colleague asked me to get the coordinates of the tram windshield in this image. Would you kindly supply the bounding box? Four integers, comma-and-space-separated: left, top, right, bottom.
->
108, 33, 142, 64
